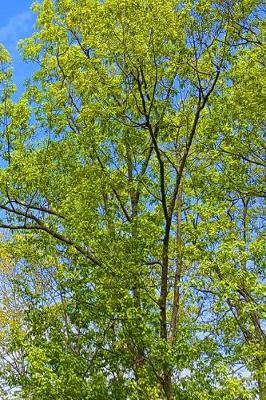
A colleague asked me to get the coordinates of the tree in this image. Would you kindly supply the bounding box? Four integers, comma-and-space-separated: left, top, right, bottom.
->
0, 0, 265, 399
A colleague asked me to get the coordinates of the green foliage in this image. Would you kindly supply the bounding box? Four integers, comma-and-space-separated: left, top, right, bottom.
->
0, 1, 265, 399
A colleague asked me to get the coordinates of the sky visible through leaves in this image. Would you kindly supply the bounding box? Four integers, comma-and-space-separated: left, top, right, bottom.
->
0, 0, 34, 95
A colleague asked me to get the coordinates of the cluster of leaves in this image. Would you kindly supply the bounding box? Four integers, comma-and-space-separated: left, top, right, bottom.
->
0, 0, 265, 399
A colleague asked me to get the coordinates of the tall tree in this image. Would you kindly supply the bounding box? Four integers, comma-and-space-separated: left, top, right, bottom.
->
0, 1, 265, 399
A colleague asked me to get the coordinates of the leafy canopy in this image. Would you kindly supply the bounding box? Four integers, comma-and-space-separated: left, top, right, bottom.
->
0, 1, 265, 399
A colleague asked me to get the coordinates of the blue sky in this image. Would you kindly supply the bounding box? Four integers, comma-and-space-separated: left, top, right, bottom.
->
0, 1, 36, 94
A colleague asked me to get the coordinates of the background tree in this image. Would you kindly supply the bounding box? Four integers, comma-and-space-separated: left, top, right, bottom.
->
0, 1, 265, 399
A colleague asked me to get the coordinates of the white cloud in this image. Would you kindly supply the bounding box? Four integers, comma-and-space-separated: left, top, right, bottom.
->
0, 11, 33, 45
